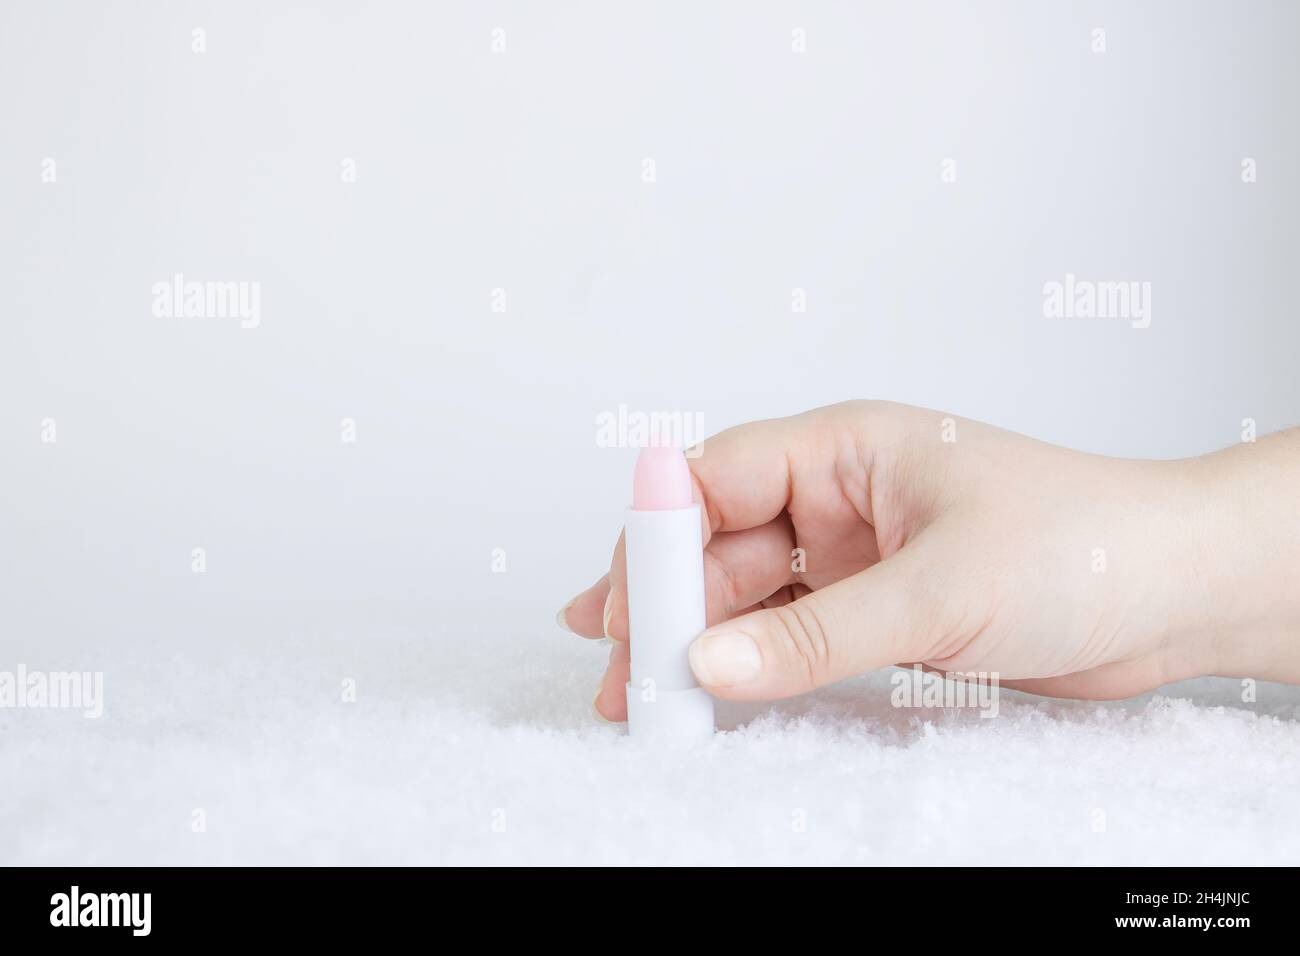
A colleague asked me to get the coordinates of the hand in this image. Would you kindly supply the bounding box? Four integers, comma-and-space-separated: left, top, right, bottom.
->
558, 401, 1300, 720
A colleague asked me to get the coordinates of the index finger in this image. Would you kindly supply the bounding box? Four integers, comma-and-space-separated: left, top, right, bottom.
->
689, 414, 801, 537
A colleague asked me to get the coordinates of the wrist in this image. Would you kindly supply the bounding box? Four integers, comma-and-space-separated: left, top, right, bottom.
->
1178, 432, 1300, 683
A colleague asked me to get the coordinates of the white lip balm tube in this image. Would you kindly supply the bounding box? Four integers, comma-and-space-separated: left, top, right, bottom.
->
624, 446, 716, 740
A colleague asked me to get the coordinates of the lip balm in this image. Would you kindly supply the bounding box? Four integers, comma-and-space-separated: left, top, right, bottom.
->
624, 446, 716, 740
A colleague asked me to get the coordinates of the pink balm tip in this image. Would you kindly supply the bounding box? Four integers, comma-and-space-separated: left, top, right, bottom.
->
632, 447, 695, 511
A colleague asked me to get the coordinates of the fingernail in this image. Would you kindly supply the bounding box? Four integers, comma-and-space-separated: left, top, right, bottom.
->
602, 590, 615, 640
592, 691, 614, 724
555, 598, 576, 633
689, 631, 762, 687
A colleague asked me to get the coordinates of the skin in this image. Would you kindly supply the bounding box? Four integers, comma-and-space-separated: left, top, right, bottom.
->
558, 401, 1300, 721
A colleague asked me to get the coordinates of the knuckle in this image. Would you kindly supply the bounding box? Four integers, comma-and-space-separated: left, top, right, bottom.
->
706, 550, 741, 618
769, 600, 834, 688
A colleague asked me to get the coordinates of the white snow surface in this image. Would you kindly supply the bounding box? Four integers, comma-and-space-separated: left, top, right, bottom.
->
2, 600, 1297, 866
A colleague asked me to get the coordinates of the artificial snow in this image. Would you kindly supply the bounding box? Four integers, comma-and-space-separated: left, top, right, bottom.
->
2, 601, 1297, 866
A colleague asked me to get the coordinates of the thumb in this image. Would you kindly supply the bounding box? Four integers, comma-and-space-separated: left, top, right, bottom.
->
687, 544, 953, 700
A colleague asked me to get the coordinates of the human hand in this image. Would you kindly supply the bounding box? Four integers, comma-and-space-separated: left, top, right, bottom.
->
558, 402, 1300, 720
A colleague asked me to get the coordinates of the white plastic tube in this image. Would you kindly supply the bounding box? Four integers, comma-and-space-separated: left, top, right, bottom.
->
624, 504, 716, 740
